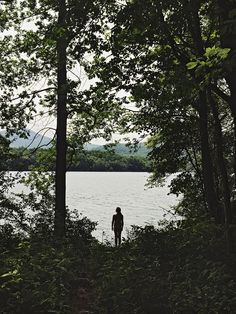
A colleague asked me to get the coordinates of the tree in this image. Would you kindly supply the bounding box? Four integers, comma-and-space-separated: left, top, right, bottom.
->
217, 0, 236, 185
54, 0, 67, 238
1, 0, 121, 238
86, 0, 236, 248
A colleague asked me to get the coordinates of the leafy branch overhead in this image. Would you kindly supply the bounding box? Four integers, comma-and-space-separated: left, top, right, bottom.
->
187, 46, 231, 85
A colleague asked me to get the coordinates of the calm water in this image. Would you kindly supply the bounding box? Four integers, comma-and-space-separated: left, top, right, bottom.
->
12, 172, 179, 241
66, 172, 178, 241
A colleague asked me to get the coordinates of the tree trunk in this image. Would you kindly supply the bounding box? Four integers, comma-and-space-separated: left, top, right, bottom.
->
208, 92, 232, 225
54, 0, 67, 238
184, 2, 221, 218
226, 77, 236, 188
198, 91, 221, 222
217, 0, 236, 186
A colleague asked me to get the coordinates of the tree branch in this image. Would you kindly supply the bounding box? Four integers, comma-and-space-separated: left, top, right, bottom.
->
211, 84, 231, 103
20, 127, 56, 153
10, 87, 56, 102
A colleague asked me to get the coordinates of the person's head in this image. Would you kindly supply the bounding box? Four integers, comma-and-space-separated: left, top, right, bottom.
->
116, 207, 121, 213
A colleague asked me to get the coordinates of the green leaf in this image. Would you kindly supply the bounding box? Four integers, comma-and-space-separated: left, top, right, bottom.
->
1, 269, 18, 278
186, 61, 198, 70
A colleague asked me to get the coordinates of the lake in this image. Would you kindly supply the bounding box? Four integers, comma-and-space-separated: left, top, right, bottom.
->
66, 172, 179, 241
12, 171, 179, 241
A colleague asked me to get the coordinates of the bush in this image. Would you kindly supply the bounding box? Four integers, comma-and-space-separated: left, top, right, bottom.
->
0, 213, 97, 314
90, 222, 236, 314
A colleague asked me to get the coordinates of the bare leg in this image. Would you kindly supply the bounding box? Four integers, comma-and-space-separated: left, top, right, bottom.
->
115, 233, 118, 246
115, 230, 122, 246
118, 235, 121, 246
117, 231, 121, 246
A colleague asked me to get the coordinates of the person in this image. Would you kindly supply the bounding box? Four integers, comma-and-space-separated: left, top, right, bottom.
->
112, 207, 124, 247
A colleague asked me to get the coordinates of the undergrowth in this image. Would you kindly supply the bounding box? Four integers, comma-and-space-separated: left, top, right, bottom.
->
1, 219, 236, 313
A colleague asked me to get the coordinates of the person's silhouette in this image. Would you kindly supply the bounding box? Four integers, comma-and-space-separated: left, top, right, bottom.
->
112, 207, 124, 246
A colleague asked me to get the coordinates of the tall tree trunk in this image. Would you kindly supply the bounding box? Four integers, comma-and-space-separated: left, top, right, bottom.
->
54, 0, 67, 238
217, 0, 236, 186
188, 2, 225, 221
185, 2, 220, 218
198, 91, 221, 222
226, 77, 236, 188
208, 91, 234, 251
208, 92, 232, 224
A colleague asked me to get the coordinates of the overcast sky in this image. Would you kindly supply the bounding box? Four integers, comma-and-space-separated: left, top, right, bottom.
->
2, 10, 143, 145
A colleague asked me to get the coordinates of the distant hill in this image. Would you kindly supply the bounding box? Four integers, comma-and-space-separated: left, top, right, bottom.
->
0, 130, 53, 149
114, 143, 150, 156
84, 143, 102, 151
0, 129, 149, 156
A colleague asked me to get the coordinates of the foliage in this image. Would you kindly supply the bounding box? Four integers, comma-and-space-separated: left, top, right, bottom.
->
4, 148, 151, 172
1, 0, 236, 312
82, 0, 236, 229
91, 222, 236, 314
2, 212, 236, 314
0, 214, 97, 314
68, 149, 151, 172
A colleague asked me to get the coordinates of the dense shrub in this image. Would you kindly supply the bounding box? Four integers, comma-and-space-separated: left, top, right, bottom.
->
1, 214, 236, 314
0, 214, 97, 314
90, 222, 236, 314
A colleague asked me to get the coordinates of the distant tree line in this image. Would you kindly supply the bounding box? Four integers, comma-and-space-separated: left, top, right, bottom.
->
4, 148, 151, 172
